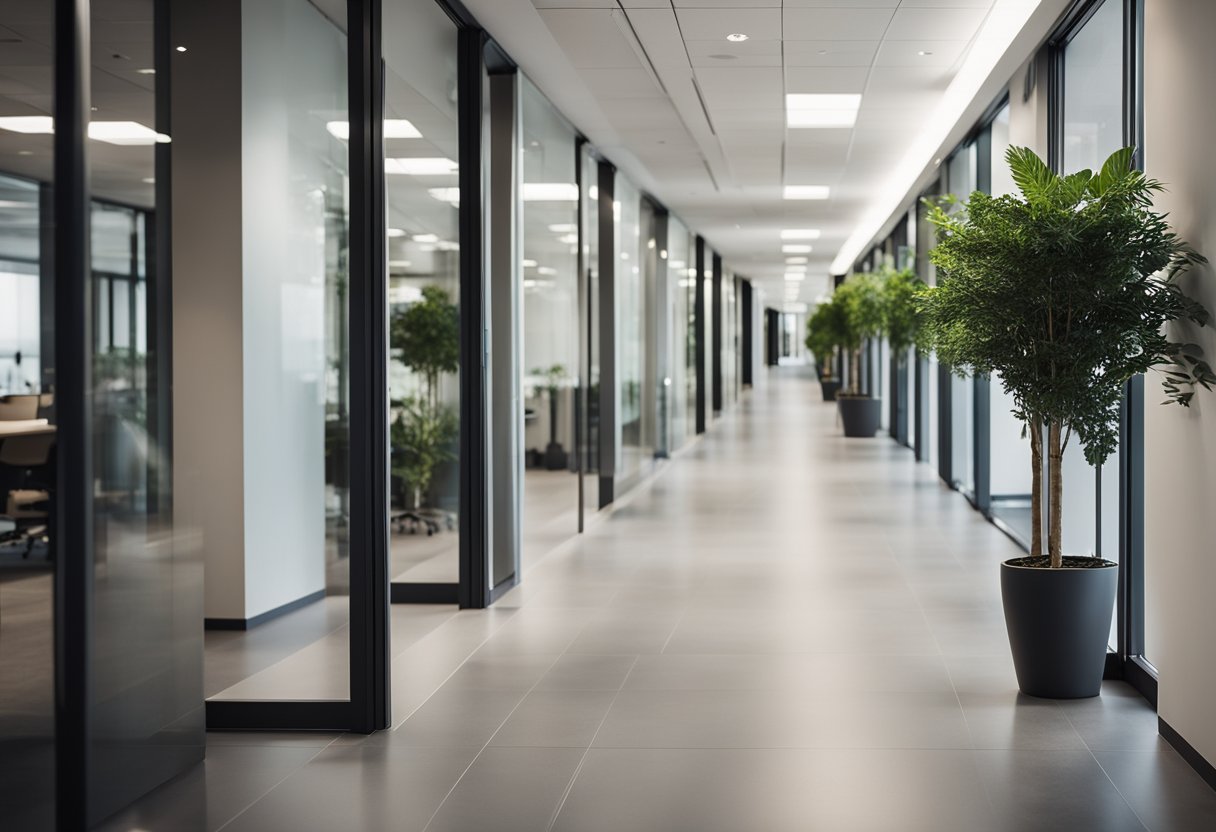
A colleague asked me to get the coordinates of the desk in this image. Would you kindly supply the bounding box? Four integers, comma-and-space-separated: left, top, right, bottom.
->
0, 419, 50, 436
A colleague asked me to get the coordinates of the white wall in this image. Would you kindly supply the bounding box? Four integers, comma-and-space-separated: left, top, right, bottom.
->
1143, 0, 1216, 769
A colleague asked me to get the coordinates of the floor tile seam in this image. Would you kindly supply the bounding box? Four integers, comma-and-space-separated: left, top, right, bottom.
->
543, 656, 643, 832
388, 611, 542, 730
418, 652, 578, 832
1088, 752, 1156, 832
212, 743, 333, 832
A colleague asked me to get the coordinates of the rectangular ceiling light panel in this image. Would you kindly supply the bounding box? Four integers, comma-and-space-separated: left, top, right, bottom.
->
786, 93, 862, 129
783, 185, 830, 200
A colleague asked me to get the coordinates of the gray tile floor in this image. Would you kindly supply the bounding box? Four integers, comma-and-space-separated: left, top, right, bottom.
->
100, 368, 1216, 831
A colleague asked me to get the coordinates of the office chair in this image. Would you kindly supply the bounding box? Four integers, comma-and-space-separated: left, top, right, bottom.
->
0, 394, 39, 421
0, 431, 55, 558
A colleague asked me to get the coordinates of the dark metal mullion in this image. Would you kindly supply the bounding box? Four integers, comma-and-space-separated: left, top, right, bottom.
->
596, 161, 616, 507
937, 362, 953, 486
575, 138, 587, 532
347, 0, 389, 731
974, 375, 991, 515
54, 0, 93, 825
147, 0, 171, 517
711, 252, 722, 413
694, 236, 706, 432
457, 27, 488, 608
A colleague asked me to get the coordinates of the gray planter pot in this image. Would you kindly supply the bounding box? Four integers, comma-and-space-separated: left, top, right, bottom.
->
819, 380, 841, 402
1000, 557, 1117, 698
837, 395, 880, 437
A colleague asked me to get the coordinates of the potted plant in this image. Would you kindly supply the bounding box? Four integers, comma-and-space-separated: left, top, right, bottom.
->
391, 285, 460, 512
882, 266, 924, 438
806, 301, 844, 401
921, 146, 1216, 698
532, 363, 569, 470
834, 272, 886, 437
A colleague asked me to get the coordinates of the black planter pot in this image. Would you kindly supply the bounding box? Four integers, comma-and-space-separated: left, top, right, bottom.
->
1000, 557, 1118, 698
837, 395, 881, 437
544, 443, 568, 471
819, 380, 841, 402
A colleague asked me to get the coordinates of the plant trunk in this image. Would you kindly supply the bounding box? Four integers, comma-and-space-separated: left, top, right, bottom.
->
1029, 419, 1043, 557
849, 349, 861, 395
1048, 420, 1063, 568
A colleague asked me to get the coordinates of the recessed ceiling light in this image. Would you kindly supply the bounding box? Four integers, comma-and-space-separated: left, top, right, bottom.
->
784, 273, 806, 281
549, 223, 577, 233
786, 256, 809, 265
783, 244, 813, 253
523, 182, 579, 201
558, 234, 578, 244
918, 50, 934, 56
88, 121, 170, 145
0, 116, 53, 134
709, 54, 738, 61
537, 266, 557, 276
326, 119, 422, 140
136, 68, 155, 75
175, 46, 187, 52
141, 177, 155, 184
783, 185, 830, 200
386, 157, 458, 175
781, 229, 821, 240
726, 33, 749, 42
413, 233, 439, 243
786, 93, 862, 129
386, 228, 406, 237
522, 259, 538, 268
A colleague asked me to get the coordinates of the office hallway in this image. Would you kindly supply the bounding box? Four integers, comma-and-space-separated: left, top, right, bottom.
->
103, 368, 1216, 832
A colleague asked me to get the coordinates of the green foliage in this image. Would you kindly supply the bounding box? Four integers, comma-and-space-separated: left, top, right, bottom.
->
391, 285, 459, 407
834, 273, 886, 351
805, 300, 847, 374
391, 396, 458, 506
882, 267, 924, 360
532, 363, 567, 394
920, 145, 1215, 469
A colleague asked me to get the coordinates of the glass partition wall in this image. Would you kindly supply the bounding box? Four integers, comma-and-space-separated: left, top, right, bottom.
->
520, 77, 580, 560
667, 216, 695, 451
383, 0, 463, 597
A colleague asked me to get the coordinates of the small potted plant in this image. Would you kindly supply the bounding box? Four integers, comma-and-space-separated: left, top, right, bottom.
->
921, 146, 1216, 698
532, 363, 569, 470
806, 301, 844, 401
834, 272, 886, 437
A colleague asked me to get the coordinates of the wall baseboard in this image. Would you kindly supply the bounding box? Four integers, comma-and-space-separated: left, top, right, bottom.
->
204, 588, 327, 630
389, 582, 458, 605
1160, 717, 1216, 793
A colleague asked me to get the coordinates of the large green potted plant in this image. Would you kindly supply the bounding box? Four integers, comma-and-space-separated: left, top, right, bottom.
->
805, 300, 845, 401
835, 272, 886, 437
921, 146, 1216, 698
532, 363, 569, 470
391, 285, 460, 510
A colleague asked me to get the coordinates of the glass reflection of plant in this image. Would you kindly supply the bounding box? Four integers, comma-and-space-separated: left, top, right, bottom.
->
531, 363, 568, 469
391, 285, 459, 509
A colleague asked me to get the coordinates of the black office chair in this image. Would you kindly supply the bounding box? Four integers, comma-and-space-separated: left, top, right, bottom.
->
0, 431, 55, 558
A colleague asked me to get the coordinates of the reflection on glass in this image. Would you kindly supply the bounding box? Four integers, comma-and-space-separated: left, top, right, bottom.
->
616, 176, 650, 484
667, 216, 693, 450
88, 0, 203, 820
202, 0, 351, 704
1061, 0, 1123, 649
0, 2, 54, 825
384, 0, 462, 585
520, 77, 579, 557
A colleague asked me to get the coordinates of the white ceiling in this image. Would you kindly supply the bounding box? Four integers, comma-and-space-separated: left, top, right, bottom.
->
465, 0, 1027, 305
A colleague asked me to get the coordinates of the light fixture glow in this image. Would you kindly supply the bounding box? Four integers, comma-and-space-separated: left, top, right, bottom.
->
0, 116, 53, 134
918, 50, 934, 56
175, 45, 187, 52
87, 121, 171, 145
783, 244, 813, 253
428, 187, 461, 204
386, 228, 406, 238
548, 223, 576, 233
522, 259, 538, 268
558, 234, 578, 244
522, 182, 579, 201
780, 229, 821, 240
783, 185, 830, 200
786, 93, 861, 129
784, 273, 806, 281
786, 256, 809, 264
832, 0, 1045, 274
386, 157, 458, 175
412, 233, 439, 243
136, 68, 156, 75
326, 119, 422, 140
726, 33, 749, 42
537, 266, 557, 276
